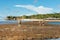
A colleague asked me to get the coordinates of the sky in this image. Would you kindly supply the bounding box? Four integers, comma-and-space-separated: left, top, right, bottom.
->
0, 0, 60, 18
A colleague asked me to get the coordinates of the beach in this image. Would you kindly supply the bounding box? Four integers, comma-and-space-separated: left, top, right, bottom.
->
0, 21, 60, 40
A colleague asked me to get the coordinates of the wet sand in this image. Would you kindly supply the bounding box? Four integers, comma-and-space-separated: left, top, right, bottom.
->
0, 21, 60, 40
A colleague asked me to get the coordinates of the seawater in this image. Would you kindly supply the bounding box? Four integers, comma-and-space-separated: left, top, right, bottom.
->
46, 38, 60, 40
48, 22, 60, 25
0, 20, 31, 24
29, 38, 60, 40
0, 20, 18, 24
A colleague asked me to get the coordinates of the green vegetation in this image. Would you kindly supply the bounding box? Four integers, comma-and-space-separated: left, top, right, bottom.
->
6, 16, 17, 20
6, 13, 60, 20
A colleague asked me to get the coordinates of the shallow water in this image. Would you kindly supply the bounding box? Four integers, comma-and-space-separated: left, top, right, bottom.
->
25, 38, 60, 40
0, 20, 32, 24
47, 38, 60, 40
48, 22, 60, 25
0, 20, 18, 24
30, 38, 60, 40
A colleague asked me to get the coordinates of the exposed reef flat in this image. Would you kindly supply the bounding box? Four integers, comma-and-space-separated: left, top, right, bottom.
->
0, 21, 60, 40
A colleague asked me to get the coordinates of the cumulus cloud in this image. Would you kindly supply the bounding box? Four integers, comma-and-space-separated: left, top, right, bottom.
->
15, 5, 53, 14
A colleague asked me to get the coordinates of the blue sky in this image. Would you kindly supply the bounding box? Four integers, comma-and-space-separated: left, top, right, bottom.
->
0, 0, 60, 17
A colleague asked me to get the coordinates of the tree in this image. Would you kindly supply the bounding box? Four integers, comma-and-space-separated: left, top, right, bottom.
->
6, 16, 12, 20
6, 16, 16, 20
22, 15, 27, 19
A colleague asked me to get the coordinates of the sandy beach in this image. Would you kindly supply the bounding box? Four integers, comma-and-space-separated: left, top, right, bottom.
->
0, 21, 60, 40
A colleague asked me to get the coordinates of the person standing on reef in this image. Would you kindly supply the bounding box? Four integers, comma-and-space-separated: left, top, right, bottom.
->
19, 20, 21, 25
18, 20, 21, 27
17, 17, 21, 27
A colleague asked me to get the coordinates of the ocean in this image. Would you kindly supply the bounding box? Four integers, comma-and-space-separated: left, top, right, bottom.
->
0, 20, 18, 24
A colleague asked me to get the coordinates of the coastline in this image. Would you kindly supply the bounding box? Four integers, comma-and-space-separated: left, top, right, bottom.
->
45, 19, 60, 22
20, 19, 60, 22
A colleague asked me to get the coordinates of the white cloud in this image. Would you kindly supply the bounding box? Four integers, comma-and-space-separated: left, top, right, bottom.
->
15, 5, 53, 14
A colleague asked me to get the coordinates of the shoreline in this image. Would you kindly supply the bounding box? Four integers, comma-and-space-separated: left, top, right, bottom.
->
44, 19, 60, 22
